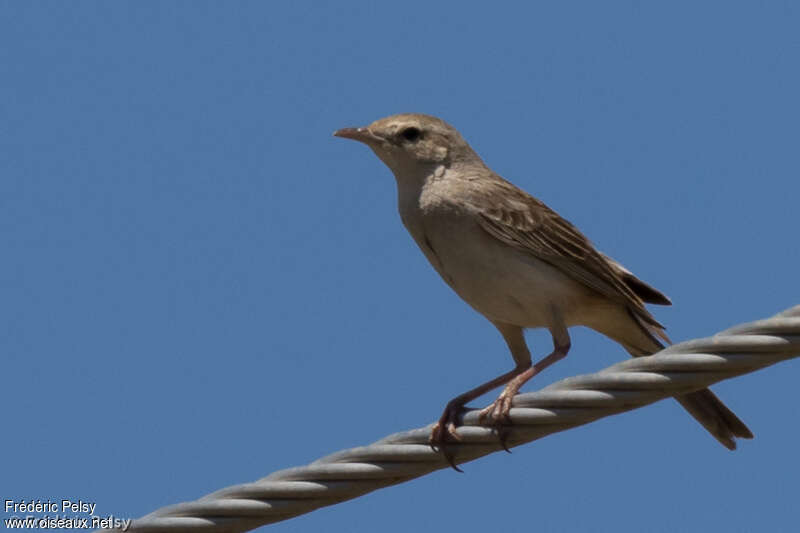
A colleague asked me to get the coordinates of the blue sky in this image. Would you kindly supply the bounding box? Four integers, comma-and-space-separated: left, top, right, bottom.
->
3, 2, 799, 532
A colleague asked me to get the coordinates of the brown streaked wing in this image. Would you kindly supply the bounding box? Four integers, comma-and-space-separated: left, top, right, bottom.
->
473, 175, 665, 329
600, 252, 672, 306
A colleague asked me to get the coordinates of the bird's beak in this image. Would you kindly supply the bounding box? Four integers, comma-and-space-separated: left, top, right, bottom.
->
333, 127, 380, 144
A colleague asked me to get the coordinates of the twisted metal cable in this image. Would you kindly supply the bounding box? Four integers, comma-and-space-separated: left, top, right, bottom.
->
104, 305, 800, 533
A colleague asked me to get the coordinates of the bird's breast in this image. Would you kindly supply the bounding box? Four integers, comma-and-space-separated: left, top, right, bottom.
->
396, 181, 599, 328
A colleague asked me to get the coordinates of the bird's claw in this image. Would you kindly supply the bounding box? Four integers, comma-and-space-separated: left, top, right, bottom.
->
477, 393, 513, 425
478, 394, 514, 453
429, 405, 464, 472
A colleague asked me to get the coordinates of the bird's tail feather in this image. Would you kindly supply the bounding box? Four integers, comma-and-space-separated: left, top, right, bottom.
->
673, 390, 753, 449
625, 310, 753, 449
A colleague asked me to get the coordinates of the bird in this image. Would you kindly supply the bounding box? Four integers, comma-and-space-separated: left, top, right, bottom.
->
334, 113, 752, 465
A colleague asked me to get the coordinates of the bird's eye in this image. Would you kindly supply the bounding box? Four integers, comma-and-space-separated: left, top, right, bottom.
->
401, 127, 421, 142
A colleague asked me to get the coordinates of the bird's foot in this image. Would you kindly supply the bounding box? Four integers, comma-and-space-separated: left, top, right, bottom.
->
477, 392, 514, 452
429, 403, 464, 472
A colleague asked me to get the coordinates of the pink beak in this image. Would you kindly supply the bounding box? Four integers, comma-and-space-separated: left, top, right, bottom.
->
333, 127, 380, 144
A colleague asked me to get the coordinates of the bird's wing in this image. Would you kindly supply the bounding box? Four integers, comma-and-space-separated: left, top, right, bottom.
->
600, 253, 671, 306
471, 176, 667, 330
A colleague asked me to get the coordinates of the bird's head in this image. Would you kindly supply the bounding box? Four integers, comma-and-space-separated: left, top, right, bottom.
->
334, 113, 482, 177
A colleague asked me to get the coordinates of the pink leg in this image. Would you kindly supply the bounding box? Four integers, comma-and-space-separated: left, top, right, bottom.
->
430, 367, 528, 446
430, 323, 533, 470
477, 339, 571, 427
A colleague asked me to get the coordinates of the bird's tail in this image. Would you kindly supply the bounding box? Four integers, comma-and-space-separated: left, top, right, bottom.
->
672, 389, 753, 450
625, 311, 753, 449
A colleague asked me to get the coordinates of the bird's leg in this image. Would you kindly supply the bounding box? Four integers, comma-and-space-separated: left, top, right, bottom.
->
430, 367, 527, 471
430, 323, 531, 469
478, 321, 571, 431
